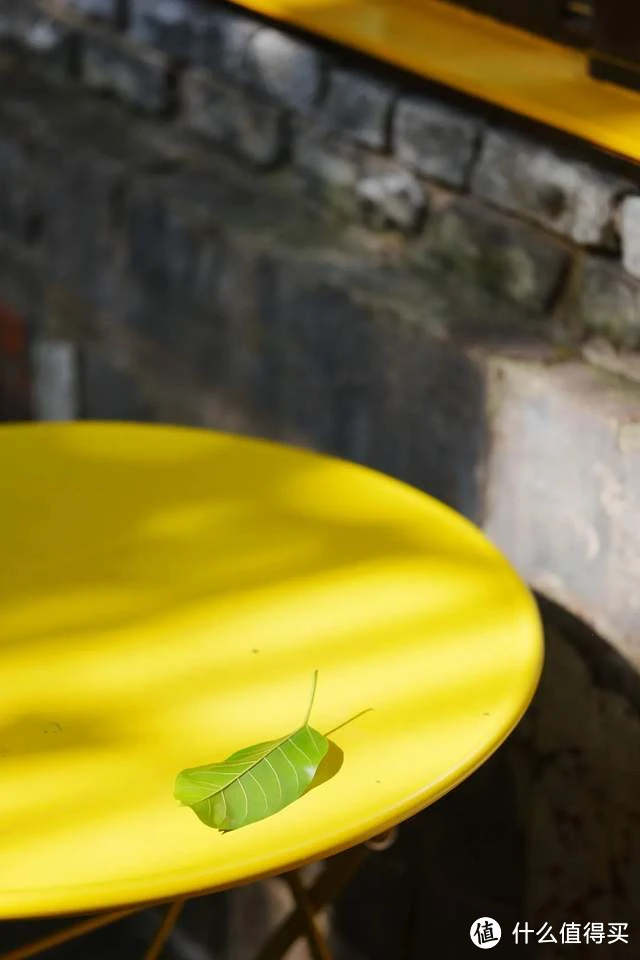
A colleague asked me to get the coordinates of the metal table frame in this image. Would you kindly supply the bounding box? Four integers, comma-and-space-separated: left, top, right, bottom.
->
0, 831, 396, 960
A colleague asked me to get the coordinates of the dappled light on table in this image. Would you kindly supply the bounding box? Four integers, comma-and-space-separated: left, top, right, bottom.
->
0, 422, 542, 918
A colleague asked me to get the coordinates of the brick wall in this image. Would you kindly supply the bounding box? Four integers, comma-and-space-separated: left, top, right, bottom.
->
1, 2, 640, 956
1, 1, 640, 346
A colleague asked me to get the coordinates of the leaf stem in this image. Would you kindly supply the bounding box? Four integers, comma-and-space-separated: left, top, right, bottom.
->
303, 670, 319, 727
324, 707, 373, 738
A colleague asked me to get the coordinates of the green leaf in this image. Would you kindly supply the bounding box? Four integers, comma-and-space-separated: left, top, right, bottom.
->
174, 671, 329, 831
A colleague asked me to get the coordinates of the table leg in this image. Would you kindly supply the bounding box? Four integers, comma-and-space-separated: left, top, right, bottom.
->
254, 845, 370, 960
0, 908, 142, 960
284, 872, 332, 960
143, 898, 187, 960
0, 832, 395, 960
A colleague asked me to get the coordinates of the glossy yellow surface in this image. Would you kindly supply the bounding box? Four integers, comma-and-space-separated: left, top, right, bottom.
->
228, 0, 640, 164
0, 422, 542, 918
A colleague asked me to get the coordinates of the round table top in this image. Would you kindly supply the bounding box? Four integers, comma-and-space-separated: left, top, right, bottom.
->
0, 422, 542, 918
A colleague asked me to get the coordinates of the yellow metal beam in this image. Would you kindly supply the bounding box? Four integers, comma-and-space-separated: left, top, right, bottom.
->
229, 0, 640, 164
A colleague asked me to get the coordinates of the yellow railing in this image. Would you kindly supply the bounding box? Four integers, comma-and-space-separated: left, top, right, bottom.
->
228, 0, 640, 164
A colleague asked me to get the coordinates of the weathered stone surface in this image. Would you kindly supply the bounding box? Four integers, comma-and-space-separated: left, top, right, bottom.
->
393, 94, 481, 189
181, 67, 287, 168
0, 135, 43, 245
192, 4, 259, 78
0, 0, 27, 40
30, 337, 79, 419
292, 123, 360, 206
572, 254, 640, 349
21, 11, 77, 77
0, 1, 76, 70
43, 146, 123, 307
510, 610, 640, 953
472, 129, 630, 246
245, 27, 324, 112
423, 197, 570, 312
401, 751, 523, 957
125, 178, 201, 295
619, 194, 640, 280
484, 356, 640, 658
82, 342, 156, 419
127, 0, 152, 42
0, 237, 43, 324
81, 27, 171, 114
129, 0, 201, 58
125, 185, 166, 289
319, 68, 393, 150
356, 164, 426, 233
582, 337, 640, 386
0, 284, 33, 420
56, 0, 119, 22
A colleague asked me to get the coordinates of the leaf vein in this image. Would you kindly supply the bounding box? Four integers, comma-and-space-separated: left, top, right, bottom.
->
277, 743, 300, 791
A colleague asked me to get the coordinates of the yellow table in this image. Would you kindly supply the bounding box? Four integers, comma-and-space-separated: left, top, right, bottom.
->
0, 422, 543, 960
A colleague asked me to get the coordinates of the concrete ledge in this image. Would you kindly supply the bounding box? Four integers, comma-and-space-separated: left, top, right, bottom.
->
484, 356, 640, 660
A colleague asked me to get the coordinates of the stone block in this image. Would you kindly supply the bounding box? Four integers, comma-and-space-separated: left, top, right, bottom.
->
423, 197, 570, 313
180, 66, 233, 142
81, 27, 171, 114
192, 4, 259, 78
572, 254, 640, 349
181, 67, 287, 168
293, 124, 360, 189
129, 0, 203, 59
21, 11, 78, 78
292, 124, 360, 211
0, 1, 76, 71
30, 337, 79, 419
619, 194, 640, 280
319, 68, 393, 150
245, 27, 324, 112
393, 94, 481, 189
356, 163, 426, 232
484, 356, 640, 659
472, 129, 631, 247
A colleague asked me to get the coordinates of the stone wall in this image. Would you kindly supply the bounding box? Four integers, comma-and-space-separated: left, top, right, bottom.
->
1, 1, 640, 957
